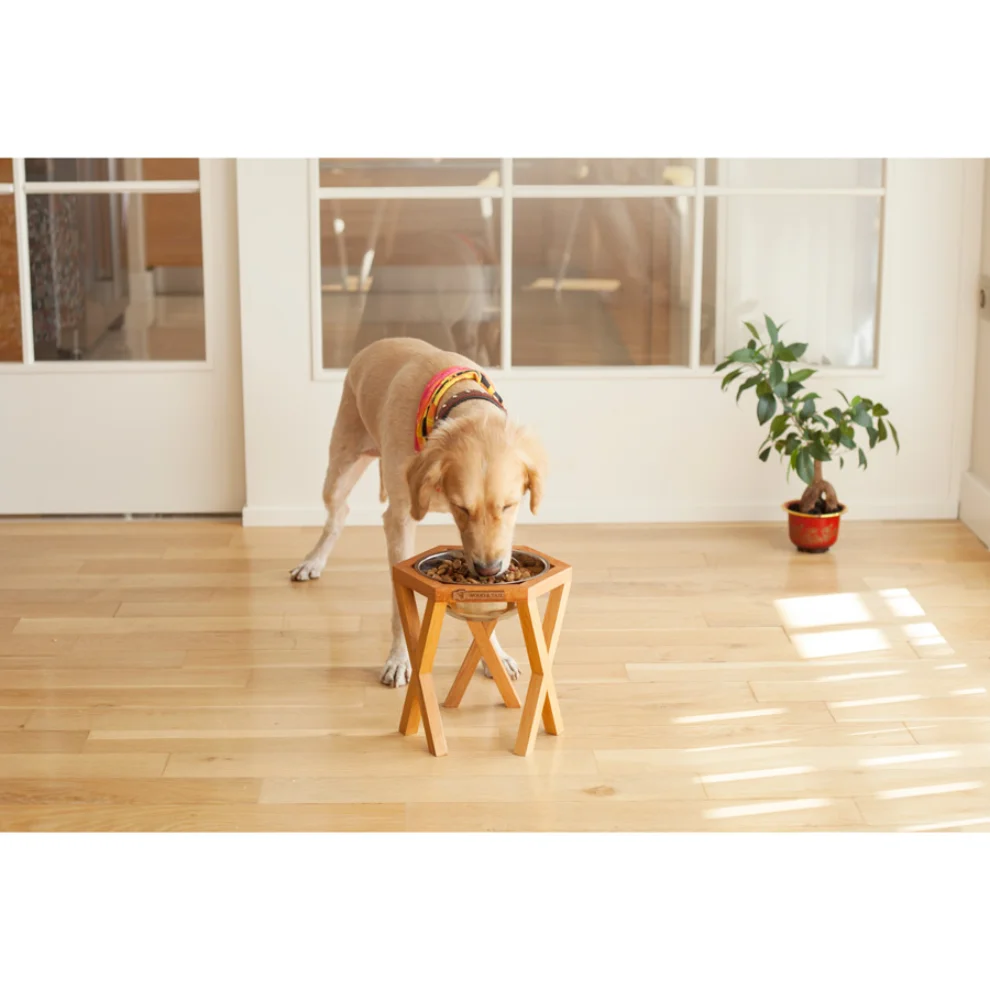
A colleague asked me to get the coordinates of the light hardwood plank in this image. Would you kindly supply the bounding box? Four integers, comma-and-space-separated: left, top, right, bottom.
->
0, 517, 987, 831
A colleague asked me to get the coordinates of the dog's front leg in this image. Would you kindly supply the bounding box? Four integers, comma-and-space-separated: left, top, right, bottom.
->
484, 631, 522, 680
380, 502, 416, 687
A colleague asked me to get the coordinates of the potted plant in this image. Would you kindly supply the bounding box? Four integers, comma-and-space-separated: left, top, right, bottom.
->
715, 315, 900, 553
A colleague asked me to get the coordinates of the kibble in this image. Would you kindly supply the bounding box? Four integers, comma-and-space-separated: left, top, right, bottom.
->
424, 555, 539, 585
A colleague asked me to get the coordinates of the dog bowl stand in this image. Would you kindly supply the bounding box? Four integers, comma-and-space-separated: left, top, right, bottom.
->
391, 545, 572, 757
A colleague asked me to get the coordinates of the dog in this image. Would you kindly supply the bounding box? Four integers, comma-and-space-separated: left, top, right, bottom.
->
290, 337, 546, 688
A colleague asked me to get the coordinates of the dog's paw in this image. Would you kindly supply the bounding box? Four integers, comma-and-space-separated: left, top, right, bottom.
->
290, 559, 323, 582
482, 652, 521, 680
380, 652, 411, 688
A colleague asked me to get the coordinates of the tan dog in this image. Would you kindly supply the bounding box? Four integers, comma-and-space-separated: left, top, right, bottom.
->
291, 337, 546, 688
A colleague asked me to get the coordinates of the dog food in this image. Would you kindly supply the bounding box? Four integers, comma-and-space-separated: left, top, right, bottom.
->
424, 555, 540, 585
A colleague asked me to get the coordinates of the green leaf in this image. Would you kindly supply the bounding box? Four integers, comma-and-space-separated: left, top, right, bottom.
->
786, 380, 805, 399
769, 362, 783, 387
726, 346, 760, 364
851, 395, 862, 407
810, 446, 832, 464
836, 389, 850, 405
839, 456, 845, 469
784, 434, 801, 455
775, 346, 798, 362
839, 432, 856, 450
737, 377, 759, 403
788, 368, 816, 385
825, 407, 844, 424
756, 379, 772, 398
788, 342, 808, 360
757, 393, 777, 426
714, 359, 730, 373
801, 398, 816, 419
759, 447, 772, 462
877, 419, 888, 442
872, 403, 889, 417
720, 368, 743, 391
744, 321, 760, 341
770, 413, 789, 439
858, 448, 868, 470
795, 449, 815, 487
764, 314, 779, 346
889, 421, 900, 452
747, 339, 758, 351
774, 381, 792, 398
851, 405, 872, 428
867, 425, 879, 449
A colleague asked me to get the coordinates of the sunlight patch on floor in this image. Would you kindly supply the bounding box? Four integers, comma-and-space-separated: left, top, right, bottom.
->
698, 766, 814, 785
704, 798, 830, 820
877, 781, 981, 800
775, 593, 872, 629
673, 708, 785, 725
791, 628, 891, 660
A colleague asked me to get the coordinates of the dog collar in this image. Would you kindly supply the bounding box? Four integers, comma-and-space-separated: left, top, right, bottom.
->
414, 366, 504, 453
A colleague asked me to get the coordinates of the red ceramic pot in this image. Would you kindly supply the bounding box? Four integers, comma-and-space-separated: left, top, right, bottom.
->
783, 501, 847, 553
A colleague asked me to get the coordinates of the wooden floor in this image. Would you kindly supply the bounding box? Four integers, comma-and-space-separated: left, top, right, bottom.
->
2, 518, 990, 832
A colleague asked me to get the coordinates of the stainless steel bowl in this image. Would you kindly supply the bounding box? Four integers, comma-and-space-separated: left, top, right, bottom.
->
415, 549, 550, 621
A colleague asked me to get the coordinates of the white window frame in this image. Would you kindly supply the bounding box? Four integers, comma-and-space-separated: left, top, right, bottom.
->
0, 158, 214, 374
308, 158, 888, 382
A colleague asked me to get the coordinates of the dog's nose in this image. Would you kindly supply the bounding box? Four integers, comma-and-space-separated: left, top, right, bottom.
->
474, 560, 502, 577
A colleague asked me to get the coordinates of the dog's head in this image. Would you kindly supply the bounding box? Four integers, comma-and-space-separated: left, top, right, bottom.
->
405, 417, 546, 577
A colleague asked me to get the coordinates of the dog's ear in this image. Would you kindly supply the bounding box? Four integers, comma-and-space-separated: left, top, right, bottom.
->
405, 443, 447, 521
516, 427, 547, 515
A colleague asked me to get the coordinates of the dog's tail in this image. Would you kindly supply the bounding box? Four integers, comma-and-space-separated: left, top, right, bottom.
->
378, 463, 387, 504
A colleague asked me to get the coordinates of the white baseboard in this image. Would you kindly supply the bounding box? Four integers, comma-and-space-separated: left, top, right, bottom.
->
128, 271, 155, 303
960, 472, 990, 548
242, 499, 961, 528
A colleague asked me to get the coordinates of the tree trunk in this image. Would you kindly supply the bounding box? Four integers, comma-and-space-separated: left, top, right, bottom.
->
798, 460, 840, 514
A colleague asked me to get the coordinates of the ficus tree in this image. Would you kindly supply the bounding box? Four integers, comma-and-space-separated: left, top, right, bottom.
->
715, 315, 900, 513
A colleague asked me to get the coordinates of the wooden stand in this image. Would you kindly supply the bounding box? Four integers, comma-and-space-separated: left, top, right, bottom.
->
391, 546, 572, 757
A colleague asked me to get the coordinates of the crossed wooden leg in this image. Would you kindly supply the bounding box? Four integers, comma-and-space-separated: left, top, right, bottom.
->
513, 579, 571, 756
443, 619, 521, 710
395, 584, 448, 757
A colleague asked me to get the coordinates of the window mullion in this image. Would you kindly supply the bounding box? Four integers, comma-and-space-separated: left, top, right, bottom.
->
12, 158, 34, 364
688, 158, 705, 369
500, 158, 513, 371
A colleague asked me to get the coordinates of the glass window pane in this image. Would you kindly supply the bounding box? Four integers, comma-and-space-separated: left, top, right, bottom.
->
320, 159, 500, 187
139, 159, 200, 181
27, 192, 205, 361
702, 195, 882, 368
25, 158, 199, 182
707, 158, 883, 188
512, 197, 693, 366
1, 177, 21, 362
514, 158, 696, 186
320, 198, 501, 368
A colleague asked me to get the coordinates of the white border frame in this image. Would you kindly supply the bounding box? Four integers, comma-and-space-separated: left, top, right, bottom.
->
0, 159, 211, 374
306, 159, 888, 383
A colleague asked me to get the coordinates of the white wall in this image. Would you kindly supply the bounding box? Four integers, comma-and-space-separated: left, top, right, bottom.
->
237, 159, 984, 527
960, 161, 990, 546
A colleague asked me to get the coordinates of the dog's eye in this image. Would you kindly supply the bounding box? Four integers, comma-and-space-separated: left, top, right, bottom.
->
502, 502, 517, 512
